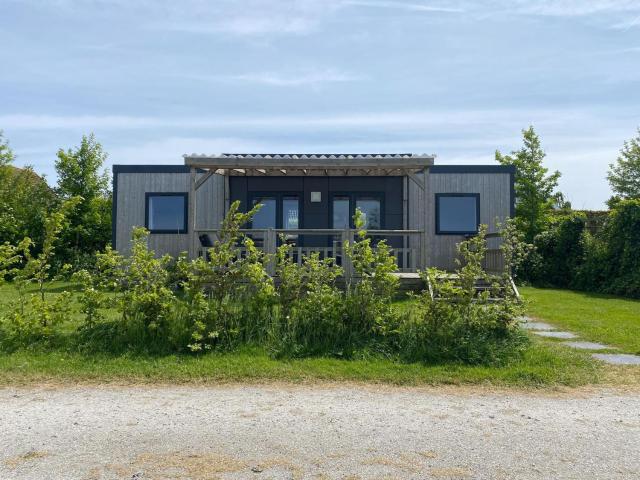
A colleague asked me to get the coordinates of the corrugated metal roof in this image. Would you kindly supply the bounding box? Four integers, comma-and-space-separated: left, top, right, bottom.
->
185, 153, 427, 160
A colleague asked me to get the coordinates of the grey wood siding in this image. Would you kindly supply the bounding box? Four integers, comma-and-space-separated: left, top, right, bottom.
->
115, 171, 224, 257
408, 170, 512, 270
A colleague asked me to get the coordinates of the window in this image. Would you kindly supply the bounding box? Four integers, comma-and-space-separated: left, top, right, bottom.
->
251, 196, 277, 228
355, 196, 381, 229
331, 193, 383, 229
250, 194, 300, 229
282, 196, 299, 229
332, 196, 350, 229
145, 193, 188, 234
436, 193, 480, 235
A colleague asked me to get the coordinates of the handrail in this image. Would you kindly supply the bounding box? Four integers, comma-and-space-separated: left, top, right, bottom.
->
195, 228, 423, 235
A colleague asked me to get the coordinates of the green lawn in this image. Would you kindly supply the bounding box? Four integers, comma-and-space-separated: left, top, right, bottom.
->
0, 282, 617, 388
521, 286, 640, 354
0, 343, 600, 388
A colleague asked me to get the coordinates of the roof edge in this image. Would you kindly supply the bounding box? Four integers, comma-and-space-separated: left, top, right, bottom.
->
430, 165, 516, 174
113, 164, 191, 174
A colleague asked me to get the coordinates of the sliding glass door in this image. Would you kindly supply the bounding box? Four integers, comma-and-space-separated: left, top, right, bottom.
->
331, 193, 383, 229
250, 193, 301, 244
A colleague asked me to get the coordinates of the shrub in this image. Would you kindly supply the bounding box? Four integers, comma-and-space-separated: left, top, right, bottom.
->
598, 199, 640, 297
343, 209, 399, 344
524, 213, 585, 286
0, 198, 80, 349
269, 243, 344, 357
76, 227, 182, 353
178, 201, 276, 352
400, 226, 528, 365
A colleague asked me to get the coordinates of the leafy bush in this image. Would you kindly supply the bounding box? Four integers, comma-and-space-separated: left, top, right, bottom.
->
1, 201, 531, 365
0, 198, 79, 349
177, 201, 275, 352
343, 209, 399, 343
400, 226, 527, 365
269, 244, 343, 357
523, 200, 640, 298
597, 199, 640, 297
524, 213, 585, 286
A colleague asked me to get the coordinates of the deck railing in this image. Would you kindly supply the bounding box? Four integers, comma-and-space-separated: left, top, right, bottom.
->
194, 228, 426, 275
483, 232, 505, 273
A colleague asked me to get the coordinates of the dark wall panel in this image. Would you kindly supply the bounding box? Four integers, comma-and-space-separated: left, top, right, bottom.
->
230, 175, 404, 232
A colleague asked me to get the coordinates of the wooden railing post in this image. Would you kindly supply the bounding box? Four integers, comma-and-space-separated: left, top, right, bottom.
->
419, 230, 427, 270
188, 168, 197, 259
341, 228, 353, 284
265, 228, 277, 275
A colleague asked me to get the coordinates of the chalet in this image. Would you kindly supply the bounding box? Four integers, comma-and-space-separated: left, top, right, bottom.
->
112, 154, 514, 273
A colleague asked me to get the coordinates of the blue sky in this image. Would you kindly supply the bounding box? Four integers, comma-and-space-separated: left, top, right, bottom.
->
1, 0, 639, 209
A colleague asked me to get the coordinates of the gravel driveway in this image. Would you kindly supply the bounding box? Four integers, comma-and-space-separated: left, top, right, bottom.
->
1, 384, 639, 479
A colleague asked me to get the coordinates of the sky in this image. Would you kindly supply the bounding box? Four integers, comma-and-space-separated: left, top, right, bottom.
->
1, 0, 639, 209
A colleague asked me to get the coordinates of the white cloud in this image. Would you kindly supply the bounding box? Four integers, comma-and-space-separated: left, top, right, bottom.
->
0, 107, 627, 132
160, 16, 317, 36
511, 0, 640, 16
612, 14, 640, 30
109, 137, 270, 164
341, 0, 464, 13
183, 69, 364, 87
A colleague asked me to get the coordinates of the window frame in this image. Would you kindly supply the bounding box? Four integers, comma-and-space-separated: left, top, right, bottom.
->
435, 193, 480, 235
329, 192, 385, 230
144, 192, 189, 234
248, 192, 303, 229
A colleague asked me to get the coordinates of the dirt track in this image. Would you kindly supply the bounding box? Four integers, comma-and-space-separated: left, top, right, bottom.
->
1, 384, 639, 479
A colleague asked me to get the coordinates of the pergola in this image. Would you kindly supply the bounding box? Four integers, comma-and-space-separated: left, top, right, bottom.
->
183, 153, 435, 261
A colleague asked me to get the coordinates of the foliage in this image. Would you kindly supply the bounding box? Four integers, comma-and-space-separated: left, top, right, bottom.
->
107, 227, 178, 350
71, 269, 107, 328
525, 213, 586, 287
400, 226, 527, 364
496, 126, 563, 242
498, 217, 533, 285
597, 199, 640, 297
522, 200, 640, 298
607, 127, 640, 204
0, 130, 15, 166
177, 201, 275, 352
343, 209, 400, 345
54, 133, 112, 268
0, 132, 56, 248
2, 200, 532, 365
270, 244, 343, 357
0, 198, 80, 348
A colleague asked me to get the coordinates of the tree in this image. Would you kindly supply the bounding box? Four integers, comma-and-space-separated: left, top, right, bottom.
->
54, 134, 112, 266
496, 126, 562, 242
0, 130, 15, 166
0, 131, 56, 247
607, 128, 640, 205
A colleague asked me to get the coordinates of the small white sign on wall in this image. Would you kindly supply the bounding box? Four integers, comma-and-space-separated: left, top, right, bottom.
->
310, 191, 322, 203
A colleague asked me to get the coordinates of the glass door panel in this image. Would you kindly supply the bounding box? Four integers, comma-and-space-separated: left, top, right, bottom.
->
355, 196, 381, 229
282, 195, 300, 244
282, 196, 299, 229
251, 197, 276, 228
332, 196, 350, 229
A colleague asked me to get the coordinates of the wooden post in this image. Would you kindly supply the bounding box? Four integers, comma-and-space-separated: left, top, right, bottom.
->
188, 167, 197, 259
402, 176, 408, 271
421, 166, 430, 269
266, 228, 276, 275
341, 228, 353, 284
224, 173, 230, 216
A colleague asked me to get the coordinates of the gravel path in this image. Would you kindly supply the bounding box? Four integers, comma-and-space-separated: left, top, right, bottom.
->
1, 384, 639, 479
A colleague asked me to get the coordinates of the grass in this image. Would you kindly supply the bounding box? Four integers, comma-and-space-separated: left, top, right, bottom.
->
521, 286, 640, 354
0, 281, 627, 388
0, 343, 600, 387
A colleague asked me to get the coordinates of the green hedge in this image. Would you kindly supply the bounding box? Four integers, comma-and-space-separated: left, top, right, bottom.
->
525, 200, 640, 298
